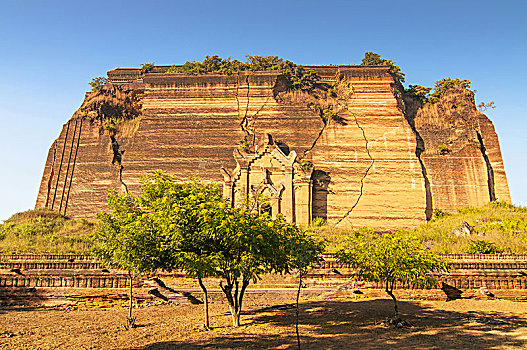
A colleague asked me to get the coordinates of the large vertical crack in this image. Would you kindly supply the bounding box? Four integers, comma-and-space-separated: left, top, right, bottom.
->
336, 114, 375, 225
476, 131, 496, 201
109, 133, 129, 193
416, 141, 433, 220
404, 115, 433, 221
239, 74, 251, 139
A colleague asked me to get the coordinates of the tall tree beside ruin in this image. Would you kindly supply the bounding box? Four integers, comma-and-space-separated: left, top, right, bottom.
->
92, 191, 160, 328
137, 171, 224, 329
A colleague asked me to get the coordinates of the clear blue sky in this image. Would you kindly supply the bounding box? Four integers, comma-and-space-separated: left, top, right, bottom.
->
0, 0, 526, 221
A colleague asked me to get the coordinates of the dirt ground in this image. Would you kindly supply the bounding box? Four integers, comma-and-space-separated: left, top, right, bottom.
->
1, 290, 527, 350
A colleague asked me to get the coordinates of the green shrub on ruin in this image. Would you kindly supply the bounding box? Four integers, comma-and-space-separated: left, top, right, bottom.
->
437, 144, 451, 155
428, 78, 471, 103
360, 52, 405, 83
89, 77, 108, 92
406, 85, 432, 104
166, 55, 319, 92
140, 62, 155, 73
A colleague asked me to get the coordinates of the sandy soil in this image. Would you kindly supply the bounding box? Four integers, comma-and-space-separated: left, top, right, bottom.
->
1, 290, 527, 350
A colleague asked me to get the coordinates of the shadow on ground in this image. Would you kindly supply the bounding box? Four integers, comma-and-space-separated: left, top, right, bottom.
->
132, 298, 527, 349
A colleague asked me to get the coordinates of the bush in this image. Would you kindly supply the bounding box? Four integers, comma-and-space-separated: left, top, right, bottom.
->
437, 144, 451, 155
463, 240, 501, 254
89, 77, 108, 92
406, 85, 432, 104
360, 52, 405, 83
432, 209, 451, 220
428, 78, 471, 103
140, 62, 155, 73
166, 55, 319, 92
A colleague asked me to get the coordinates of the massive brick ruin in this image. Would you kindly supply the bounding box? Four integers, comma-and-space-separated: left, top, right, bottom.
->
35, 65, 510, 229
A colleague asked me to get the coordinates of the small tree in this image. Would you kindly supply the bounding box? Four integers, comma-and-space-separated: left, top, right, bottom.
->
337, 231, 448, 322
206, 209, 308, 327
89, 77, 108, 92
428, 78, 471, 103
141, 62, 155, 73
360, 52, 405, 83
91, 191, 160, 328
288, 231, 325, 349
137, 172, 224, 329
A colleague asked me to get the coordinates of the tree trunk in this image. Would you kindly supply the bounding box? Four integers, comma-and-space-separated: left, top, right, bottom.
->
128, 271, 135, 328
385, 277, 399, 319
197, 276, 209, 329
296, 271, 304, 350
220, 278, 249, 327
231, 308, 240, 327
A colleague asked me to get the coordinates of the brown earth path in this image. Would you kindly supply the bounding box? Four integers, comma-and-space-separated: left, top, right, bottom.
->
1, 290, 527, 350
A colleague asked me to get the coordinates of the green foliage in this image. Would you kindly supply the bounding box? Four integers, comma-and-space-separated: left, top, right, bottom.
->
360, 52, 405, 83
0, 209, 95, 253
463, 239, 501, 254
437, 144, 451, 155
140, 62, 155, 73
406, 85, 432, 104
298, 160, 313, 172
166, 55, 319, 92
337, 231, 448, 318
94, 171, 324, 327
428, 78, 471, 103
92, 192, 160, 275
432, 209, 451, 220
89, 77, 108, 92
405, 78, 472, 105
238, 136, 250, 153
310, 217, 327, 228
410, 202, 527, 254
320, 107, 339, 124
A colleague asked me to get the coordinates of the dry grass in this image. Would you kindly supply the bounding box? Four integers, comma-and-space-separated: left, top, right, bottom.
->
0, 208, 96, 254
310, 202, 527, 254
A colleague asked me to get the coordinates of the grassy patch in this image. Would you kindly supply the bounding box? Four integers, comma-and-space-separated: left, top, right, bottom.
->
409, 202, 527, 254
309, 202, 527, 254
0, 209, 96, 254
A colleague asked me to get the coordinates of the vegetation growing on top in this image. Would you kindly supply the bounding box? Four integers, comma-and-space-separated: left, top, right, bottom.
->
405, 85, 432, 104
89, 77, 108, 92
140, 62, 155, 73
0, 209, 95, 254
405, 78, 472, 105
360, 52, 405, 83
428, 78, 471, 103
166, 55, 319, 92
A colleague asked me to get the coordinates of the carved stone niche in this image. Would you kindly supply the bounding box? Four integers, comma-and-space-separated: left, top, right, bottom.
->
221, 134, 314, 226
